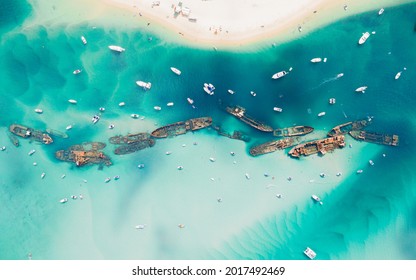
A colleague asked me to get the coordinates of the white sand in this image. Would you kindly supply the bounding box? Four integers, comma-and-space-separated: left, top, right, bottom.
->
104, 0, 413, 47
23, 0, 413, 49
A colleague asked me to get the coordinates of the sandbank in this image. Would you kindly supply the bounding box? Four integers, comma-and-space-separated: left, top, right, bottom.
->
104, 0, 413, 48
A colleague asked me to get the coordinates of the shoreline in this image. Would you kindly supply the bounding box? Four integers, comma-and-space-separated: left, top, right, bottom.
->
101, 0, 413, 49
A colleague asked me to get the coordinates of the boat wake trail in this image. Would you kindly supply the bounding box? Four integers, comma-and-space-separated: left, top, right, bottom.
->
313, 73, 344, 90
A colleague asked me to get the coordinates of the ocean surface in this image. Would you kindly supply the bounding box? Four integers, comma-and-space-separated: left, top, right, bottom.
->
0, 0, 416, 260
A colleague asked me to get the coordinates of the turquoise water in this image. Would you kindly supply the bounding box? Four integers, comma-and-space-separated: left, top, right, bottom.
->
0, 1, 416, 259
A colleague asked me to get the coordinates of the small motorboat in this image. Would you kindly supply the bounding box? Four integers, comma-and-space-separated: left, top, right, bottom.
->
60, 198, 68, 204
317, 112, 326, 117
68, 99, 77, 104
28, 149, 36, 156
273, 107, 283, 112
170, 67, 181, 75
34, 108, 43, 114
131, 114, 139, 119
92, 115, 100, 124
228, 89, 235, 95
311, 194, 323, 205
104, 177, 111, 183
395, 71, 402, 80
119, 102, 125, 107
245, 173, 250, 180
41, 172, 46, 179
329, 98, 336, 105
81, 36, 87, 45
167, 102, 174, 107
154, 106, 162, 111
311, 57, 322, 63
355, 86, 368, 93
73, 69, 82, 75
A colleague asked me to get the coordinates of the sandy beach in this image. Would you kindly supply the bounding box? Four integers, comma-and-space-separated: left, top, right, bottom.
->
103, 0, 413, 47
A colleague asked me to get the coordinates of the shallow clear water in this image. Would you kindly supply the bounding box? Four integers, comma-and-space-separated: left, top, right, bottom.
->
0, 1, 415, 260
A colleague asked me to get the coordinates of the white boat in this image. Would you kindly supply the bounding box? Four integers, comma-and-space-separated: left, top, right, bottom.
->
177, 166, 184, 170
59, 198, 68, 204
135, 224, 146, 230
323, 57, 328, 63
108, 45, 125, 52
245, 173, 250, 180
0, 146, 6, 151
68, 99, 77, 104
187, 97, 194, 105
336, 73, 344, 78
369, 160, 374, 166
92, 114, 100, 124
304, 247, 317, 260
250, 91, 256, 97
81, 36, 87, 45
154, 106, 161, 111
227, 89, 235, 95
170, 67, 181, 75
395, 71, 402, 80
317, 112, 326, 117
273, 107, 283, 112
104, 177, 111, 183
378, 8, 384, 15
311, 194, 323, 205
356, 169, 364, 174
28, 149, 36, 156
131, 114, 139, 119
119, 102, 125, 107
311, 57, 322, 63
272, 70, 288, 79
358, 32, 370, 44
329, 98, 336, 104
66, 125, 73, 130
73, 69, 82, 75
203, 83, 215, 95
355, 86, 368, 93
34, 108, 43, 114
41, 172, 46, 179
166, 102, 174, 107
136, 81, 152, 90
